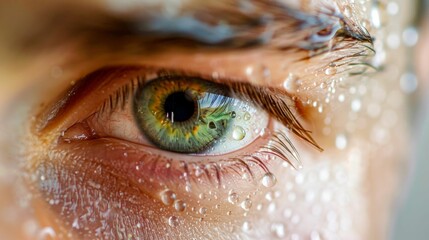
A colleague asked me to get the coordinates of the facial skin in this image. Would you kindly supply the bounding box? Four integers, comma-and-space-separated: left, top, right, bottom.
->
0, 0, 416, 239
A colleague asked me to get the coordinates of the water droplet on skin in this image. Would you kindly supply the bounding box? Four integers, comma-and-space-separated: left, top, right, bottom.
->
261, 172, 277, 188
351, 99, 362, 112
226, 211, 232, 216
335, 134, 348, 150
265, 192, 274, 201
241, 199, 252, 211
338, 94, 345, 102
259, 128, 271, 139
243, 112, 251, 121
242, 221, 252, 231
199, 193, 206, 200
232, 126, 246, 140
230, 111, 236, 118
271, 223, 286, 238
160, 189, 176, 205
168, 216, 179, 227
173, 200, 186, 212
310, 231, 322, 240
228, 192, 239, 204
283, 73, 300, 92
199, 207, 207, 215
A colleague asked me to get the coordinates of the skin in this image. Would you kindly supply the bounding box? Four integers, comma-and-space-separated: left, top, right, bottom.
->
0, 0, 417, 239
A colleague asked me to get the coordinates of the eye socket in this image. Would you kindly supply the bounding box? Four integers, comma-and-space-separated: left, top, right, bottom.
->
133, 76, 269, 154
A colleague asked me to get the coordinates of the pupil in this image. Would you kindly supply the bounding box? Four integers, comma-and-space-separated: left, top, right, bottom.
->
164, 91, 195, 122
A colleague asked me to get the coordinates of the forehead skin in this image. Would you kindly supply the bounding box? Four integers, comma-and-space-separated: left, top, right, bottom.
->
0, 0, 414, 239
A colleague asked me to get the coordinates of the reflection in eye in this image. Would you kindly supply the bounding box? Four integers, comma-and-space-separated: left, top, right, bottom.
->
133, 76, 266, 154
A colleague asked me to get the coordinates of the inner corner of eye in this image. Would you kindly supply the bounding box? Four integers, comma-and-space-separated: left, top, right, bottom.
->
133, 76, 270, 155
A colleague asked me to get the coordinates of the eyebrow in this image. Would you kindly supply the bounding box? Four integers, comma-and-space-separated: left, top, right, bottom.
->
17, 0, 372, 54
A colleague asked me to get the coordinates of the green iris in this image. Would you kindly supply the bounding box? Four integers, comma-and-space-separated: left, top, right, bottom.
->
133, 76, 236, 153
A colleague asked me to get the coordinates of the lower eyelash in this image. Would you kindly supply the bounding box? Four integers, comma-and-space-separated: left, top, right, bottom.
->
92, 69, 303, 186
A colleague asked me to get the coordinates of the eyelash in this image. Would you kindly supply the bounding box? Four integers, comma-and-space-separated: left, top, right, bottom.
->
85, 66, 316, 185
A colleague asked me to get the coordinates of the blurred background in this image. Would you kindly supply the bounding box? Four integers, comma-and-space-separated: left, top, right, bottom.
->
393, 0, 429, 239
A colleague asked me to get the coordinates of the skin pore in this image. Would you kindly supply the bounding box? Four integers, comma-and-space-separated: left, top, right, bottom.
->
0, 0, 415, 239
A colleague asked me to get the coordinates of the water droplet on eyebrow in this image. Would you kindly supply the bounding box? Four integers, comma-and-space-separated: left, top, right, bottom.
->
173, 200, 186, 212
261, 172, 277, 188
168, 216, 179, 227
160, 189, 176, 205
240, 198, 252, 211
232, 126, 246, 140
228, 192, 239, 204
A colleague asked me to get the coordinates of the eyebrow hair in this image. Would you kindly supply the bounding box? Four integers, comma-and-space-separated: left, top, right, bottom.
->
16, 0, 372, 54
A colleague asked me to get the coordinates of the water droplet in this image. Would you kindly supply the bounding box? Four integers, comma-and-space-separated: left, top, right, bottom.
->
265, 192, 274, 201
243, 112, 251, 121
325, 66, 337, 75
241, 198, 252, 211
230, 111, 236, 118
335, 134, 348, 150
232, 126, 246, 140
168, 216, 179, 227
226, 211, 232, 216
228, 192, 239, 204
351, 99, 361, 112
400, 72, 418, 94
310, 231, 322, 240
160, 189, 176, 205
271, 223, 286, 238
173, 200, 186, 212
199, 193, 206, 200
283, 73, 300, 92
343, 5, 352, 17
259, 127, 271, 139
242, 221, 252, 231
338, 94, 345, 102
199, 207, 207, 215
261, 172, 277, 188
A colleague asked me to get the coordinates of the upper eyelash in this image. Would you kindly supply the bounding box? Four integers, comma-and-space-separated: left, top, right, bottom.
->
94, 66, 319, 184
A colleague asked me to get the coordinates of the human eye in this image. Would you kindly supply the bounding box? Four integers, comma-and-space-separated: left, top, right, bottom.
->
28, 60, 321, 238
13, 1, 387, 239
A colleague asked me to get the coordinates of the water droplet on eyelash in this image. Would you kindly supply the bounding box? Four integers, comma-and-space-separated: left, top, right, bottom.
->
325, 66, 337, 76
240, 198, 252, 211
168, 216, 179, 227
343, 5, 352, 17
199, 207, 207, 215
195, 167, 204, 177
242, 221, 252, 232
335, 134, 348, 150
232, 126, 246, 141
228, 192, 239, 204
173, 200, 186, 212
243, 112, 251, 121
160, 189, 176, 205
261, 172, 277, 188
